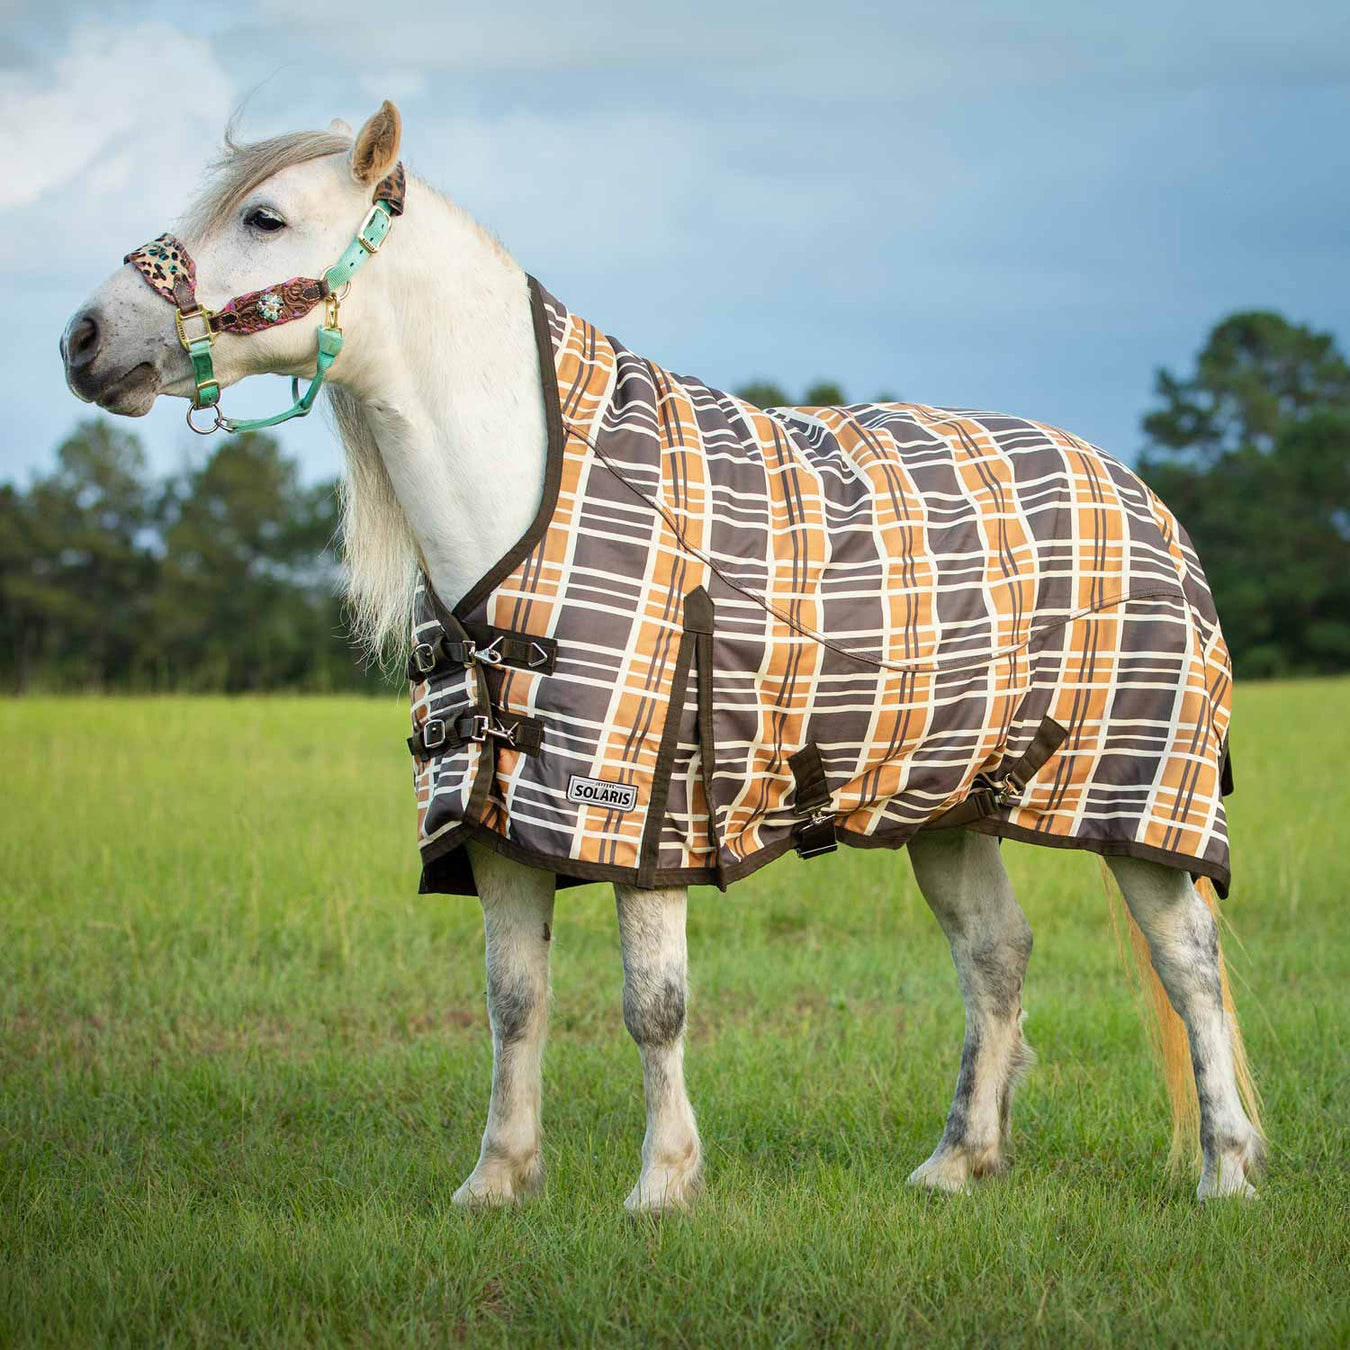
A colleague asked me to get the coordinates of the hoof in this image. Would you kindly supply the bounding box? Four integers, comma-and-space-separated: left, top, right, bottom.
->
907, 1143, 1005, 1195
907, 1153, 972, 1195
624, 1153, 703, 1215
1197, 1135, 1264, 1203
1198, 1178, 1259, 1203
452, 1153, 543, 1209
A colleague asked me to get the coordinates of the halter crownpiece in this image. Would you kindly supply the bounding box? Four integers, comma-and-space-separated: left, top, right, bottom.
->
123, 162, 406, 434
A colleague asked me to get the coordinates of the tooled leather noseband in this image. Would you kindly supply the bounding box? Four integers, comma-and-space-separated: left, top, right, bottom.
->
123, 163, 405, 434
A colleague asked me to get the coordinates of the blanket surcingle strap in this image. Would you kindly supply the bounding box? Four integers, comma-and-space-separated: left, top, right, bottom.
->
407, 279, 1236, 899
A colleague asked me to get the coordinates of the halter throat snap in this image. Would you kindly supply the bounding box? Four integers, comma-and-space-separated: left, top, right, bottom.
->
123, 162, 405, 435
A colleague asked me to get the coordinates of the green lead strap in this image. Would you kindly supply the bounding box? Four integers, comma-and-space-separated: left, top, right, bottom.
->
222, 326, 344, 433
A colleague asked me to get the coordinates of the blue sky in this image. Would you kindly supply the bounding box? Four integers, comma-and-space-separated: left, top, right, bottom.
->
3, 0, 1348, 485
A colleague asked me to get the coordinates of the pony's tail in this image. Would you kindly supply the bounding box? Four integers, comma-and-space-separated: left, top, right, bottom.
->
1101, 863, 1263, 1172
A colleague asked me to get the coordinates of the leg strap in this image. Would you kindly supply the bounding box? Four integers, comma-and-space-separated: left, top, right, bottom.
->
928, 717, 1068, 829
788, 742, 838, 858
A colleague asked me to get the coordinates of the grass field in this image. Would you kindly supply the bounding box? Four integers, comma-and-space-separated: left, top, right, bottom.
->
2, 683, 1348, 1347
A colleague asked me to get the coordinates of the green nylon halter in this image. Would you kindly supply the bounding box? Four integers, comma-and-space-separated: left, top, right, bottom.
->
183, 199, 396, 435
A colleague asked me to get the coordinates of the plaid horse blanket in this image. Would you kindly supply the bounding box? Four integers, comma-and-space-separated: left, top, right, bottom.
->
407, 280, 1234, 897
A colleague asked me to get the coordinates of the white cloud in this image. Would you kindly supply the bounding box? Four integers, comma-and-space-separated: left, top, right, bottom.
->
0, 21, 233, 211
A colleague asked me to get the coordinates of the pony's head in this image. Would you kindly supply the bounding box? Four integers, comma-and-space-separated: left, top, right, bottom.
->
60, 101, 403, 423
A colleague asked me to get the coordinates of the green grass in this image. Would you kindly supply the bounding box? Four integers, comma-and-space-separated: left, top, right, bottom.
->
2, 683, 1348, 1347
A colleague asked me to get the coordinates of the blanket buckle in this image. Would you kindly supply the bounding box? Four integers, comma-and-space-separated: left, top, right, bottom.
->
795, 809, 838, 860
409, 635, 478, 678
411, 641, 440, 675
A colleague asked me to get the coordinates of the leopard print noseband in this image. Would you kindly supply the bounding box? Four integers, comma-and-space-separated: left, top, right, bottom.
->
124, 235, 197, 308
123, 234, 332, 338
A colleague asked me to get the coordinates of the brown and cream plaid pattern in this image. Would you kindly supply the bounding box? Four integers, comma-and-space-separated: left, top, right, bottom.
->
412, 281, 1233, 896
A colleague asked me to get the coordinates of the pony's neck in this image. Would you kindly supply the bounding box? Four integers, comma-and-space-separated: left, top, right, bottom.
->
333, 179, 547, 614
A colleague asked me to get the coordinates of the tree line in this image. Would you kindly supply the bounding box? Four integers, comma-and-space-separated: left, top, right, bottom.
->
0, 426, 373, 692
2, 310, 1346, 691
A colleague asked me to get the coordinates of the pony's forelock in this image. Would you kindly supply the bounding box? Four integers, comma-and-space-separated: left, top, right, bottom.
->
182, 127, 354, 237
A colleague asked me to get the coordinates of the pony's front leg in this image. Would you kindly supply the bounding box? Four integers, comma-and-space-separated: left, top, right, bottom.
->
906, 829, 1036, 1192
453, 843, 556, 1208
614, 884, 703, 1213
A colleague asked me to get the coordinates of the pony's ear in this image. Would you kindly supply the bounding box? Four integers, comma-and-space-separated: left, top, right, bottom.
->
329, 117, 354, 137
350, 101, 401, 187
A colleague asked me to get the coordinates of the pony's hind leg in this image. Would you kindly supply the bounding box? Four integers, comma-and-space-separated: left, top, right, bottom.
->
1107, 856, 1264, 1200
453, 844, 556, 1208
906, 829, 1035, 1192
614, 884, 703, 1213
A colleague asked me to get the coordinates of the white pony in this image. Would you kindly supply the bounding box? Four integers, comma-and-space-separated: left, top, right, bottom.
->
63, 102, 1264, 1210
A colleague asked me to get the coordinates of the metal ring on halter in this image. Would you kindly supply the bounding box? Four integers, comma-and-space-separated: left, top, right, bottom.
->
186, 403, 226, 435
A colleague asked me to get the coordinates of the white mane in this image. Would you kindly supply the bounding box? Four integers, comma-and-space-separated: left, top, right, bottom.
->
328, 386, 421, 667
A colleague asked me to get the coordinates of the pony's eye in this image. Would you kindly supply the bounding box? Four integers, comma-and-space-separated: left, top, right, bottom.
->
244, 207, 287, 234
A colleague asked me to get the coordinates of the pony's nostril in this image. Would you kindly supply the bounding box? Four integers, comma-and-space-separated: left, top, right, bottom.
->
66, 311, 101, 368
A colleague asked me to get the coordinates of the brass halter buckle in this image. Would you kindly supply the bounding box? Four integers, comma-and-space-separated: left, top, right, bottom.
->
174, 306, 215, 351
356, 203, 393, 255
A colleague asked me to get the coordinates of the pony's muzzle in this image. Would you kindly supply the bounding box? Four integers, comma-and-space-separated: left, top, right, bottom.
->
61, 303, 161, 415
